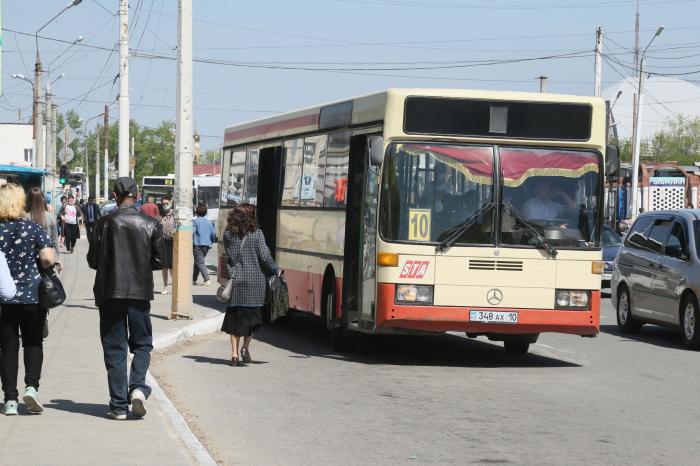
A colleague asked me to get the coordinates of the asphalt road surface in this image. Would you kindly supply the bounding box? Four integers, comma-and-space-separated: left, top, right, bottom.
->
151, 295, 700, 465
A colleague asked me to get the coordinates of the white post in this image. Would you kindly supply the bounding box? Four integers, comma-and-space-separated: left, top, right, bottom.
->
630, 57, 646, 219
95, 130, 100, 202
84, 122, 90, 201
130, 136, 135, 178
594, 26, 603, 97
118, 0, 130, 177
104, 145, 109, 201
171, 0, 194, 319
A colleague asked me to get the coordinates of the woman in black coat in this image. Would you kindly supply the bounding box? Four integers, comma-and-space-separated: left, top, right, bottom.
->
221, 203, 280, 366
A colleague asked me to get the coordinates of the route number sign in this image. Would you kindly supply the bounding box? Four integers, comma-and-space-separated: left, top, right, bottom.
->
408, 209, 431, 241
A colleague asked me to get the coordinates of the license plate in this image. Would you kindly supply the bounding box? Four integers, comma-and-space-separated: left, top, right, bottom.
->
602, 273, 612, 280
469, 310, 518, 324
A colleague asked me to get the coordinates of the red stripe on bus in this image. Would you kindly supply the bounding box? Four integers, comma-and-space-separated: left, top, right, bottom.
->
224, 113, 320, 144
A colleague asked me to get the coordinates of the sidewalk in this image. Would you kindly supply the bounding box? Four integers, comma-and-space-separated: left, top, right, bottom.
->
0, 237, 224, 466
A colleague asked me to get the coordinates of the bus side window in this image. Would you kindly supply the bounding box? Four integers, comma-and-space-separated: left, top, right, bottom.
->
323, 131, 350, 207
245, 147, 260, 205
300, 134, 327, 208
282, 138, 304, 206
226, 148, 246, 206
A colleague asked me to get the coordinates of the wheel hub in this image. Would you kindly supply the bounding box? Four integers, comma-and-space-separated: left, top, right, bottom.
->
684, 304, 695, 340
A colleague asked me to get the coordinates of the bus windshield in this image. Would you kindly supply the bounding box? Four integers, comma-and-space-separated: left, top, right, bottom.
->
380, 143, 602, 248
197, 186, 220, 208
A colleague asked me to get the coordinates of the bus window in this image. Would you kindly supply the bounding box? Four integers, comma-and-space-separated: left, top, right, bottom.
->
225, 149, 246, 206
198, 186, 220, 209
380, 143, 495, 244
245, 147, 260, 205
300, 134, 327, 207
324, 131, 350, 207
282, 138, 304, 206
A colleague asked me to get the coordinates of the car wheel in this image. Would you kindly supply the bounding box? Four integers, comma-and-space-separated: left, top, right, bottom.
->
680, 294, 700, 350
616, 286, 642, 334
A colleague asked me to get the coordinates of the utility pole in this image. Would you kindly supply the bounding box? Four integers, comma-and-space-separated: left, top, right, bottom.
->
95, 127, 100, 202
171, 0, 194, 320
104, 105, 109, 201
130, 136, 135, 179
34, 58, 44, 168
536, 75, 547, 93
632, 0, 641, 155
118, 0, 130, 177
594, 26, 603, 97
631, 58, 646, 218
45, 85, 55, 200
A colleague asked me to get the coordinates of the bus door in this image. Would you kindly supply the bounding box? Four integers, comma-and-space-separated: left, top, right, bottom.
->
343, 134, 382, 329
256, 146, 284, 259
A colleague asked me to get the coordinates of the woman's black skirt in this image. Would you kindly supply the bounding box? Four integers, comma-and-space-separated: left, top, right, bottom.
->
221, 306, 263, 336
163, 238, 174, 269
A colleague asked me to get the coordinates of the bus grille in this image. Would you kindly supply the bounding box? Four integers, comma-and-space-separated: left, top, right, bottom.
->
469, 259, 523, 271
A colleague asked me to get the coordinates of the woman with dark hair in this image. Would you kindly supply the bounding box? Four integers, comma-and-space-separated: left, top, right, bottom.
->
26, 187, 58, 248
192, 202, 216, 286
157, 196, 176, 294
221, 203, 280, 366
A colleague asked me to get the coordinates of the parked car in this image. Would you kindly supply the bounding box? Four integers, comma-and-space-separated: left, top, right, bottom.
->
611, 210, 700, 349
602, 225, 622, 288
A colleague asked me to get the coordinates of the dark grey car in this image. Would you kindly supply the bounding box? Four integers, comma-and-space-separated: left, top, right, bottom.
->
611, 210, 700, 349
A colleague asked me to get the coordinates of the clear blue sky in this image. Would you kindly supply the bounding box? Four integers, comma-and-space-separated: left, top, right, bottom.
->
1, 0, 699, 152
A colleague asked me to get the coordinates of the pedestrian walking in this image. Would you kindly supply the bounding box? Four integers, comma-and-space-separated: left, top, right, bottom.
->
57, 195, 67, 249
192, 202, 216, 286
59, 194, 83, 254
221, 203, 280, 367
82, 195, 102, 241
87, 177, 165, 420
157, 196, 175, 295
26, 187, 59, 249
0, 183, 57, 416
140, 195, 159, 219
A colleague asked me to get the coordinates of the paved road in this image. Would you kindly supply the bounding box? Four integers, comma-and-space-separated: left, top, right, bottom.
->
151, 295, 700, 465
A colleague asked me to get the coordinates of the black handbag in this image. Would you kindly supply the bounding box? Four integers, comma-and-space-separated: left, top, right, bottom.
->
38, 266, 66, 309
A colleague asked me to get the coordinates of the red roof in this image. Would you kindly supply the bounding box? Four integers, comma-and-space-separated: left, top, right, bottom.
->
193, 164, 221, 176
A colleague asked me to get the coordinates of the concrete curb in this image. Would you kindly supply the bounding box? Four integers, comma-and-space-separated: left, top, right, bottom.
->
147, 311, 225, 465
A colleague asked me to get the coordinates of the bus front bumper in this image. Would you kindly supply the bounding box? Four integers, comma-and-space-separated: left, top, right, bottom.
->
375, 283, 600, 336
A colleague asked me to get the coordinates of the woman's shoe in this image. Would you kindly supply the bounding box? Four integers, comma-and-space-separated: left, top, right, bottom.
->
23, 387, 43, 414
231, 357, 240, 367
3, 400, 18, 416
241, 348, 252, 363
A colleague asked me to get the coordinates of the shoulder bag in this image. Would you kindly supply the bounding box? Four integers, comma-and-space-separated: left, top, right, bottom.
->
216, 236, 246, 303
38, 265, 66, 309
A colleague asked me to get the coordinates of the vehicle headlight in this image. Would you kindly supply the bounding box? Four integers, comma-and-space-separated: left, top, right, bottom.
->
396, 285, 433, 305
555, 290, 590, 309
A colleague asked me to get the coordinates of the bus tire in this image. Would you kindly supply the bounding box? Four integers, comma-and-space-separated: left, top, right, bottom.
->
322, 274, 348, 351
503, 340, 530, 354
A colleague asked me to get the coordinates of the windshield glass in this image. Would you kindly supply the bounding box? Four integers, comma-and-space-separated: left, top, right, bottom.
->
380, 143, 494, 244
198, 186, 221, 208
603, 226, 621, 246
500, 147, 601, 248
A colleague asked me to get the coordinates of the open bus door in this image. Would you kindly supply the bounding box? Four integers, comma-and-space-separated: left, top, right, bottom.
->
342, 134, 382, 333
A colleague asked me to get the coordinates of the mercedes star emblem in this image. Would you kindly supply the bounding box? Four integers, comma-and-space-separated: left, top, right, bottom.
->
486, 288, 503, 305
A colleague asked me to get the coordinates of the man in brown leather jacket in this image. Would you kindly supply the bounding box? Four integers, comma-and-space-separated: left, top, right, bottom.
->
87, 177, 165, 420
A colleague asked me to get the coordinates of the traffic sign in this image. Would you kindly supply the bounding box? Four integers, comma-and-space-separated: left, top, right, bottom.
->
58, 147, 74, 164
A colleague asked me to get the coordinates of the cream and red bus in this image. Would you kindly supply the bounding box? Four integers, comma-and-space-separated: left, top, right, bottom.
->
217, 88, 617, 353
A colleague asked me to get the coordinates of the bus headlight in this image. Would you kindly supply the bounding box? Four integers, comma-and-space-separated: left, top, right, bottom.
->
396, 285, 433, 305
555, 290, 589, 309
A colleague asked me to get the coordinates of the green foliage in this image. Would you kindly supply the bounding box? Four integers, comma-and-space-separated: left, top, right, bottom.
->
613, 116, 700, 165
201, 149, 221, 165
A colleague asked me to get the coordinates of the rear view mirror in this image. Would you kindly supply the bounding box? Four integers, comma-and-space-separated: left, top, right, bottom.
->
369, 136, 384, 166
606, 144, 620, 178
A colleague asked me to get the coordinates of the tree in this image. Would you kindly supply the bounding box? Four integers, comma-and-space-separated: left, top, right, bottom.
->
613, 116, 700, 165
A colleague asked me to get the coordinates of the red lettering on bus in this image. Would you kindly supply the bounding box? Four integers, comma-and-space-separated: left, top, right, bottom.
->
399, 260, 430, 279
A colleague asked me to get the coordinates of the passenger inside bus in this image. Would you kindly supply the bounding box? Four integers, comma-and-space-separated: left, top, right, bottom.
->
521, 179, 576, 223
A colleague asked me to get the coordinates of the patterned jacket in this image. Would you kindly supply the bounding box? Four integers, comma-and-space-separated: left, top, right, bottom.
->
224, 229, 278, 307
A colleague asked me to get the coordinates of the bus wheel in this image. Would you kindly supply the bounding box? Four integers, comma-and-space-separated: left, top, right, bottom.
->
323, 277, 347, 351
503, 334, 537, 354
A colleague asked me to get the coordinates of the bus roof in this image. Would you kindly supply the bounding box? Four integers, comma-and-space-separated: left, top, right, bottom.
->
223, 88, 605, 147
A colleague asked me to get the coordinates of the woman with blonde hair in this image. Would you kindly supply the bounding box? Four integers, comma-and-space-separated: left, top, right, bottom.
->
0, 184, 56, 416
221, 203, 280, 366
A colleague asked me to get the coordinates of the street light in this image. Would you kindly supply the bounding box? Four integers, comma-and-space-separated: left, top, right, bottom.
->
630, 26, 664, 219
33, 0, 83, 169
47, 35, 84, 70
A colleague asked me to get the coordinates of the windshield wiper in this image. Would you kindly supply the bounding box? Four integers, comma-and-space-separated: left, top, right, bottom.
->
436, 202, 495, 253
502, 202, 558, 258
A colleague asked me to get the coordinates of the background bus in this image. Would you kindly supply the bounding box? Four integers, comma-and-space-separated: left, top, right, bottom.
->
218, 89, 618, 352
142, 175, 220, 227
142, 175, 175, 204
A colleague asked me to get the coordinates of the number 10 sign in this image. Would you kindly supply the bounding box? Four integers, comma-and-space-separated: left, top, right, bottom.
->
408, 209, 431, 241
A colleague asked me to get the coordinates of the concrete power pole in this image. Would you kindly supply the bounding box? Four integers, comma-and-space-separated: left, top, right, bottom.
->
95, 128, 100, 202
130, 136, 135, 179
45, 87, 56, 199
632, 0, 641, 161
594, 26, 603, 97
34, 58, 44, 168
118, 0, 130, 177
104, 105, 109, 201
171, 0, 194, 320
536, 75, 548, 93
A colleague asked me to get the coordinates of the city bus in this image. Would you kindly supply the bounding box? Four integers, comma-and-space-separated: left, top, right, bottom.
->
217, 88, 618, 352
142, 175, 218, 223
142, 175, 175, 204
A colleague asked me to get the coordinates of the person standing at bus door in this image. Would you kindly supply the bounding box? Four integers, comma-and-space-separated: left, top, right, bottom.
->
140, 195, 159, 219
0, 183, 56, 416
192, 203, 217, 286
82, 195, 102, 241
59, 194, 83, 254
221, 204, 280, 366
157, 196, 176, 294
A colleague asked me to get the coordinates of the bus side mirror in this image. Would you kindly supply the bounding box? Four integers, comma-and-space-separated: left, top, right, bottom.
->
606, 144, 620, 178
369, 136, 384, 166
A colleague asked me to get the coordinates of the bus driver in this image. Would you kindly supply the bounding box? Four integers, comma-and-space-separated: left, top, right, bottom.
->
521, 179, 576, 222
